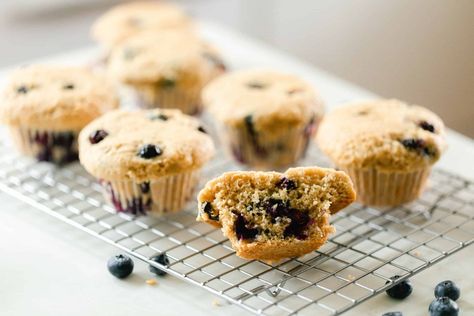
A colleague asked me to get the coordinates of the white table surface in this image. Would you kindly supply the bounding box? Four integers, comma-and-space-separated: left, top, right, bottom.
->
1, 21, 473, 316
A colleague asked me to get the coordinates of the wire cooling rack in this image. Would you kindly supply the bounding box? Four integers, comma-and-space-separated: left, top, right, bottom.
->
0, 138, 473, 315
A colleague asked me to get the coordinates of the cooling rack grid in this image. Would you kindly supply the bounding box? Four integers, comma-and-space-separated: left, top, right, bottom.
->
0, 140, 473, 316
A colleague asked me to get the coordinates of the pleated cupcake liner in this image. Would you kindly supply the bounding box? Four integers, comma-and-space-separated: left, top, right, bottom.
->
343, 167, 431, 206
217, 118, 318, 170
9, 126, 79, 164
99, 170, 200, 216
133, 84, 203, 115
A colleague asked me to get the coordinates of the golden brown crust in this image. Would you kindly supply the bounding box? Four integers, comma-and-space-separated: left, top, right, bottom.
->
78, 109, 215, 182
0, 65, 119, 130
197, 167, 355, 261
316, 99, 447, 171
108, 30, 221, 88
202, 69, 324, 131
92, 1, 193, 49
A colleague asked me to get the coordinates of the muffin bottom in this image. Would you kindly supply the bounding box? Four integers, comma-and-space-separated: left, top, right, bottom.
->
220, 117, 318, 170
9, 126, 79, 164
133, 83, 203, 115
99, 170, 199, 216
344, 167, 431, 206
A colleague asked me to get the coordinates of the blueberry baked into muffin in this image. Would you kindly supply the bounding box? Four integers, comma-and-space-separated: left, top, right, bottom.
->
108, 30, 226, 114
91, 1, 193, 54
0, 65, 119, 164
316, 99, 447, 206
79, 109, 215, 216
197, 167, 355, 261
202, 69, 324, 169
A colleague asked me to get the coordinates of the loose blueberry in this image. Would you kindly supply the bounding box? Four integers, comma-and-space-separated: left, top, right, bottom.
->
197, 126, 207, 134
107, 254, 134, 279
149, 253, 170, 276
247, 81, 266, 89
429, 297, 459, 316
158, 78, 175, 89
277, 177, 297, 190
382, 313, 403, 316
138, 144, 162, 159
17, 85, 29, 94
419, 121, 435, 133
201, 202, 218, 221
149, 113, 169, 121
385, 276, 413, 299
435, 280, 460, 301
234, 212, 258, 241
63, 83, 74, 90
89, 129, 108, 144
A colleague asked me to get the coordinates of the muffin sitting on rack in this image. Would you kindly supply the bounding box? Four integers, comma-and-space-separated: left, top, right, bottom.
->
79, 109, 215, 216
0, 65, 119, 164
108, 30, 225, 114
202, 69, 323, 169
197, 167, 356, 261
316, 99, 447, 206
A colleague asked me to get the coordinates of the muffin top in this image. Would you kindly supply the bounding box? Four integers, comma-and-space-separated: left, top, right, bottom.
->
202, 69, 324, 131
108, 30, 221, 85
0, 65, 119, 130
316, 99, 447, 171
92, 1, 192, 49
79, 109, 215, 182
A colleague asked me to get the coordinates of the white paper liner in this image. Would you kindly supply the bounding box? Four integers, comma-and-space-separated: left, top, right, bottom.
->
343, 167, 431, 206
9, 126, 79, 164
100, 170, 199, 216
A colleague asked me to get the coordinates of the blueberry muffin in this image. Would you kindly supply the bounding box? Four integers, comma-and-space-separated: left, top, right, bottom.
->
197, 167, 356, 261
92, 1, 192, 54
79, 109, 215, 216
316, 99, 447, 206
0, 65, 119, 164
202, 69, 324, 169
108, 30, 225, 114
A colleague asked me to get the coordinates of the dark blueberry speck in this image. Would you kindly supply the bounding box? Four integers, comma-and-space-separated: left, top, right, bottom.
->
89, 129, 108, 144
197, 126, 207, 134
434, 280, 460, 301
202, 202, 218, 221
247, 82, 266, 89
17, 86, 29, 94
419, 120, 435, 133
429, 297, 459, 316
138, 144, 162, 159
107, 254, 134, 279
140, 182, 150, 194
234, 212, 258, 241
149, 253, 170, 276
283, 209, 310, 240
265, 199, 290, 221
63, 83, 74, 90
385, 276, 413, 299
382, 313, 403, 316
149, 113, 169, 121
158, 78, 176, 89
277, 177, 297, 190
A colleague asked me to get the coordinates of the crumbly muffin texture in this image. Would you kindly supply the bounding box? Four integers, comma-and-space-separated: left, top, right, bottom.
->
202, 69, 324, 132
316, 99, 447, 171
108, 30, 221, 86
197, 167, 356, 261
92, 1, 192, 49
79, 109, 215, 182
0, 65, 119, 130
